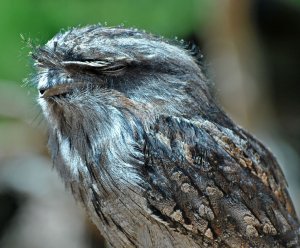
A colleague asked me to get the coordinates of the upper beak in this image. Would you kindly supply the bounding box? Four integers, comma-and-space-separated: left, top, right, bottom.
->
39, 82, 84, 98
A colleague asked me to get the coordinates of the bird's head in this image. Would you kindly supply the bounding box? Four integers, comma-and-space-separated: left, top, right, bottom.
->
33, 25, 211, 129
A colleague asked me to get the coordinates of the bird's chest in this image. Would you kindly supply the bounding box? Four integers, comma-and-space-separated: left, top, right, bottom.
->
69, 167, 155, 248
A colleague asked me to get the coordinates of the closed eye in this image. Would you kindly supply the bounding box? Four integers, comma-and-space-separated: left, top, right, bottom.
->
100, 64, 127, 73
62, 60, 128, 75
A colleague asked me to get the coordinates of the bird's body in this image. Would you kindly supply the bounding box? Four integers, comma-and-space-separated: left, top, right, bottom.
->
33, 25, 299, 247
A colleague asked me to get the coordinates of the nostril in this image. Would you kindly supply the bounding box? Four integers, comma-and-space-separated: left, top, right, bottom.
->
39, 89, 46, 95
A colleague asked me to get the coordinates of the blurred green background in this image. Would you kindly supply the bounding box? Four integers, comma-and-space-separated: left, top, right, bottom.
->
1, 0, 213, 82
0, 0, 300, 247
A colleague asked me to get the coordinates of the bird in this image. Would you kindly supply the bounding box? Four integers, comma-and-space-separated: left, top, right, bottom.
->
32, 25, 299, 247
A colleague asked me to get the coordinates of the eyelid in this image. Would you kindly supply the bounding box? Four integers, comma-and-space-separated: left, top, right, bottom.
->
62, 60, 128, 75
62, 60, 111, 68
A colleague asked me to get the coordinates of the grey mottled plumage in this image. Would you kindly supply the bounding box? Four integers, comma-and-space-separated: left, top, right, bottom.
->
33, 25, 299, 247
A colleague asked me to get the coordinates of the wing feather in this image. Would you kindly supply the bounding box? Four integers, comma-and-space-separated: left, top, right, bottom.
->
143, 115, 299, 247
